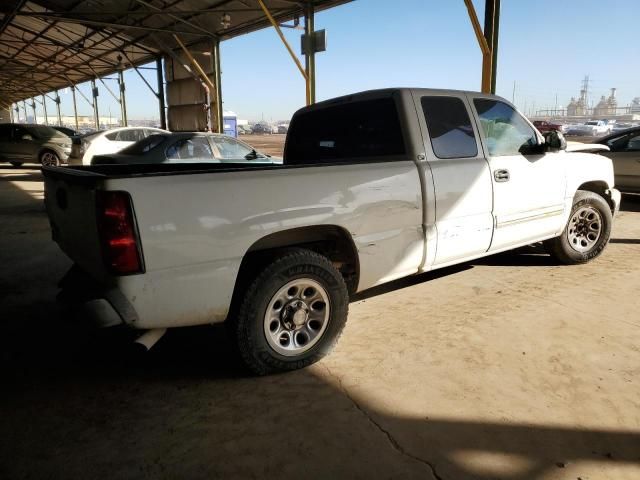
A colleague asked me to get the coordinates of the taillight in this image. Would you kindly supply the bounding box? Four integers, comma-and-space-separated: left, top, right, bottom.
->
96, 191, 143, 275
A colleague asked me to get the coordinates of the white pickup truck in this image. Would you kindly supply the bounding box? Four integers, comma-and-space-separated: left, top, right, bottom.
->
44, 88, 621, 375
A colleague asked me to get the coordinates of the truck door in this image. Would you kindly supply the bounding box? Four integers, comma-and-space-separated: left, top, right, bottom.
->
413, 92, 494, 266
469, 96, 566, 251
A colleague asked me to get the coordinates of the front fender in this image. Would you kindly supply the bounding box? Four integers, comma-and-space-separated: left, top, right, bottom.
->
564, 151, 615, 196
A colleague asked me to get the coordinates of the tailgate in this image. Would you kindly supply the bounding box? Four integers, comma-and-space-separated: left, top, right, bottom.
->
43, 166, 107, 280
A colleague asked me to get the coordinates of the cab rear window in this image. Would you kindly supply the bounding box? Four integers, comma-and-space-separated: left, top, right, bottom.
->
285, 97, 406, 164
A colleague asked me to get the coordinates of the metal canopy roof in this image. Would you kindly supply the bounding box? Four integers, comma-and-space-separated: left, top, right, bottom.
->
0, 0, 351, 105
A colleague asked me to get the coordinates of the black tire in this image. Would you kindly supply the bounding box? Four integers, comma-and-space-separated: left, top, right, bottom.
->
545, 190, 612, 264
230, 248, 349, 375
9, 161, 22, 167
40, 150, 60, 167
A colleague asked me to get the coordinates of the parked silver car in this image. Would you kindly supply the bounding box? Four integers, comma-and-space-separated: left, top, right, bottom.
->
90, 132, 280, 165
0, 123, 72, 167
594, 126, 640, 192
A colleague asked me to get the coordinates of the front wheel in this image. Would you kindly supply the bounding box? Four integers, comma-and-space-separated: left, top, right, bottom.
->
545, 190, 612, 264
230, 249, 349, 375
40, 150, 60, 167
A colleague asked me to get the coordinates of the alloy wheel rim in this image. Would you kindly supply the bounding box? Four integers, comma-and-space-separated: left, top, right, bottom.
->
263, 278, 330, 356
41, 152, 58, 166
567, 206, 602, 252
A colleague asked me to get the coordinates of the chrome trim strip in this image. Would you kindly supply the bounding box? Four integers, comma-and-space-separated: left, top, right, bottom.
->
496, 208, 564, 228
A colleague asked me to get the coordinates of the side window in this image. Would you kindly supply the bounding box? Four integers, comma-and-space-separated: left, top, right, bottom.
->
627, 134, 640, 151
211, 136, 253, 159
105, 131, 118, 141
421, 96, 478, 159
116, 129, 146, 142
606, 134, 630, 152
285, 97, 406, 164
13, 126, 30, 141
166, 137, 214, 160
473, 99, 538, 156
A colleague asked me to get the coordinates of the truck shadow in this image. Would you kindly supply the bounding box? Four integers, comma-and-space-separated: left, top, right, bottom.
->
1, 310, 639, 480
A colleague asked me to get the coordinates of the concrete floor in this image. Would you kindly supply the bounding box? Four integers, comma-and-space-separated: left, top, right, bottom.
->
1, 160, 639, 480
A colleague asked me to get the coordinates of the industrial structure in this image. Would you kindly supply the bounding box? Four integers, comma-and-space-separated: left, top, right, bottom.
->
534, 76, 640, 123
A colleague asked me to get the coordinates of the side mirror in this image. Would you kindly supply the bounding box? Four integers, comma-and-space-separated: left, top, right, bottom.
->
21, 134, 33, 141
543, 130, 567, 151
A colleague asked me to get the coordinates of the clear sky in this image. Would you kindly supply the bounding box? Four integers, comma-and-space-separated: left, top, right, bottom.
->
25, 0, 640, 124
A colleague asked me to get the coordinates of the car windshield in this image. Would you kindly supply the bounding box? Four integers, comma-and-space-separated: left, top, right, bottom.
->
119, 134, 168, 155
27, 125, 67, 139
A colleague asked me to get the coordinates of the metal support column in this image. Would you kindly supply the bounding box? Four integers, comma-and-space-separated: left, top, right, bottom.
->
55, 90, 62, 126
118, 70, 128, 126
91, 79, 100, 129
483, 0, 500, 94
22, 100, 28, 123
463, 0, 492, 93
304, 3, 316, 104
212, 41, 223, 133
156, 56, 167, 130
42, 94, 49, 125
71, 86, 79, 131
30, 99, 36, 123
256, 0, 309, 104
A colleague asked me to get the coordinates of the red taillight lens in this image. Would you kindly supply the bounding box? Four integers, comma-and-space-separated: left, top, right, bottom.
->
96, 191, 143, 275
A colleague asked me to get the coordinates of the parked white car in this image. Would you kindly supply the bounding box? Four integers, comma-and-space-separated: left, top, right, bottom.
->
567, 120, 611, 137
44, 88, 620, 375
68, 127, 168, 165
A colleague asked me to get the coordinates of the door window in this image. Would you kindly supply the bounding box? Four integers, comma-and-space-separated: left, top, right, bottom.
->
13, 126, 31, 142
421, 96, 478, 159
473, 99, 538, 156
607, 132, 640, 152
210, 136, 254, 159
627, 135, 640, 151
166, 137, 214, 160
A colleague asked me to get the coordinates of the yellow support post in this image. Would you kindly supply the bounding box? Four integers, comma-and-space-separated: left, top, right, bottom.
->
463, 0, 492, 93
256, 0, 310, 104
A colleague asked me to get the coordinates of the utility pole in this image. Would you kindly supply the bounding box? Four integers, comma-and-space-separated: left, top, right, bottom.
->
512, 81, 516, 103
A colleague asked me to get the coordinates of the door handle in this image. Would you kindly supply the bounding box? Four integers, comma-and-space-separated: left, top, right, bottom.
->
494, 169, 510, 182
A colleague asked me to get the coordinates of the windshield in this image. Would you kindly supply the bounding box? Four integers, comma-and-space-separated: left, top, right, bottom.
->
119, 134, 168, 155
27, 125, 67, 139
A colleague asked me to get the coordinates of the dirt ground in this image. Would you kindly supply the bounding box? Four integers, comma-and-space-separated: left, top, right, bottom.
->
0, 154, 639, 479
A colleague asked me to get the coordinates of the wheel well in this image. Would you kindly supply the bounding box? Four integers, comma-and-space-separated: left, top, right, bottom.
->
228, 226, 360, 320
576, 181, 614, 211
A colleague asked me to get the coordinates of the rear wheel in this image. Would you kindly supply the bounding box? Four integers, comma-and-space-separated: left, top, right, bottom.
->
40, 150, 60, 167
545, 190, 612, 264
230, 249, 349, 375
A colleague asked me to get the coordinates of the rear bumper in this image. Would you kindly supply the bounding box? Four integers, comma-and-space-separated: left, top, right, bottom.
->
58, 265, 139, 328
